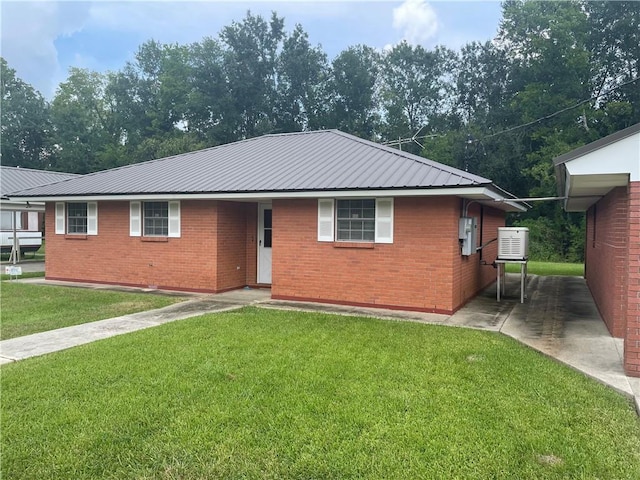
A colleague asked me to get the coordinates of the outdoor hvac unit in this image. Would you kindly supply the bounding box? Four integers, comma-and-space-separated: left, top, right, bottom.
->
497, 227, 529, 260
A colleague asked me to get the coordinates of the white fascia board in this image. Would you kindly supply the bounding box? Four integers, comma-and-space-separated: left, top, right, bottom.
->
564, 132, 640, 181
9, 186, 524, 209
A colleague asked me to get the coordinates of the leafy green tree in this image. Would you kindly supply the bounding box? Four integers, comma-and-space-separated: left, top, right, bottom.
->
185, 37, 236, 145
49, 68, 118, 173
455, 41, 512, 127
220, 11, 285, 138
327, 45, 380, 138
583, 0, 640, 133
274, 24, 328, 132
0, 58, 51, 169
379, 42, 454, 147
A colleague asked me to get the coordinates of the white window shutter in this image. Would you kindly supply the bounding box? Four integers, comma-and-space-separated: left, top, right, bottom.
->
130, 201, 141, 237
168, 201, 181, 238
317, 199, 334, 242
55, 202, 65, 234
87, 202, 98, 235
375, 198, 394, 244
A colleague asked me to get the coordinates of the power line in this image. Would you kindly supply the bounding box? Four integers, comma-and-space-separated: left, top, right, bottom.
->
480, 75, 640, 140
384, 75, 639, 150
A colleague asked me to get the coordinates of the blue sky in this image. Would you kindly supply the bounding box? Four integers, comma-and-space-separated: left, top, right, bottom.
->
1, 1, 504, 99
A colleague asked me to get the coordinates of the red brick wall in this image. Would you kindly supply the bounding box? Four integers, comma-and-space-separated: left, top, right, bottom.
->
453, 203, 504, 308
45, 200, 236, 293
271, 197, 504, 314
625, 182, 640, 376
215, 202, 251, 291
584, 187, 629, 338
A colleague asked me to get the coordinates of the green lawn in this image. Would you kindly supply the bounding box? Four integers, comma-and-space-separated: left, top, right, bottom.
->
506, 261, 584, 276
2, 308, 639, 479
0, 282, 184, 340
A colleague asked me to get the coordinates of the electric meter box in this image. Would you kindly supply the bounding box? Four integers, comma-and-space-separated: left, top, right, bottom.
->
459, 217, 477, 256
497, 227, 529, 260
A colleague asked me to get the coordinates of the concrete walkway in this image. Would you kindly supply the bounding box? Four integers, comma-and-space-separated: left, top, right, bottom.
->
0, 288, 270, 364
2, 273, 639, 413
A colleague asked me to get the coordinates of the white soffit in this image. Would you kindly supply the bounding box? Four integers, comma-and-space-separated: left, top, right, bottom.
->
560, 128, 639, 211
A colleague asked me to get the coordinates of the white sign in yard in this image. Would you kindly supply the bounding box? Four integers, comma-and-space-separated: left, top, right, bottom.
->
4, 266, 22, 276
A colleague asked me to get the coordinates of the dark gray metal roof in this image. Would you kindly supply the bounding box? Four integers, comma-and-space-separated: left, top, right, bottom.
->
0, 166, 79, 198
11, 130, 495, 197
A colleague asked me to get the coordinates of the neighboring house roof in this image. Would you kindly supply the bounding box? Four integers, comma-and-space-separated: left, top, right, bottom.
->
9, 130, 524, 211
554, 123, 640, 211
1, 166, 80, 212
0, 166, 79, 197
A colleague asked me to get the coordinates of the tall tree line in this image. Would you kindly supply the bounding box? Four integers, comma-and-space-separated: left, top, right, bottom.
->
2, 1, 639, 261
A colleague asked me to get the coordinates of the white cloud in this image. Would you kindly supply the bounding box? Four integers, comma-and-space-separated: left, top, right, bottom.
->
392, 0, 439, 46
1, 1, 91, 96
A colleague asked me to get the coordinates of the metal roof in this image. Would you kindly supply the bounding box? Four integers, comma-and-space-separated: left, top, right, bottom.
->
11, 130, 497, 197
0, 166, 79, 198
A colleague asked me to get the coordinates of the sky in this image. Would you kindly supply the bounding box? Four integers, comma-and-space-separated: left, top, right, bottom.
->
1, 0, 504, 99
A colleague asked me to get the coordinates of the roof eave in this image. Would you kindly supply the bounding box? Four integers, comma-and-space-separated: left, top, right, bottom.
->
8, 185, 524, 210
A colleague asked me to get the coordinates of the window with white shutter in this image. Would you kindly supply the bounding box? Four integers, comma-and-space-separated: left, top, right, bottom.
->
319, 197, 394, 244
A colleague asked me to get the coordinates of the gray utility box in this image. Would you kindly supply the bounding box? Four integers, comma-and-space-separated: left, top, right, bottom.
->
498, 227, 529, 260
459, 217, 477, 256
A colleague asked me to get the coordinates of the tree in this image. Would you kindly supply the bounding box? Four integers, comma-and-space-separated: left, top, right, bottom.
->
455, 41, 512, 127
49, 68, 117, 173
380, 43, 453, 138
1, 58, 51, 169
185, 37, 236, 145
327, 45, 380, 138
582, 0, 640, 133
274, 24, 328, 132
220, 11, 285, 138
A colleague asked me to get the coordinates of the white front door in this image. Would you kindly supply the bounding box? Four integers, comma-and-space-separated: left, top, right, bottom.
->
257, 204, 272, 284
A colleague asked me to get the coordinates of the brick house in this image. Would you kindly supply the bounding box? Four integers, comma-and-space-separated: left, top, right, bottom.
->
554, 123, 640, 377
10, 130, 523, 314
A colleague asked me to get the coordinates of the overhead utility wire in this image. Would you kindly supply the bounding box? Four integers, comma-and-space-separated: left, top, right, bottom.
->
480, 75, 640, 140
384, 75, 639, 149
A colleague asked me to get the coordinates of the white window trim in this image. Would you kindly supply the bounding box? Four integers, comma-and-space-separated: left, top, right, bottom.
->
317, 197, 394, 244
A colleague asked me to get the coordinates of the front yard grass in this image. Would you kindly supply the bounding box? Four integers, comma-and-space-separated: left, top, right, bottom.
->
2, 307, 639, 479
0, 282, 184, 340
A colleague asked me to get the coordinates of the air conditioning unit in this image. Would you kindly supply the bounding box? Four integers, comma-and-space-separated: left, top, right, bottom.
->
498, 227, 529, 260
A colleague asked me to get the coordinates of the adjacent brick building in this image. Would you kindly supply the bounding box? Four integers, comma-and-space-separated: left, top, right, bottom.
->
11, 130, 523, 314
554, 123, 640, 376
